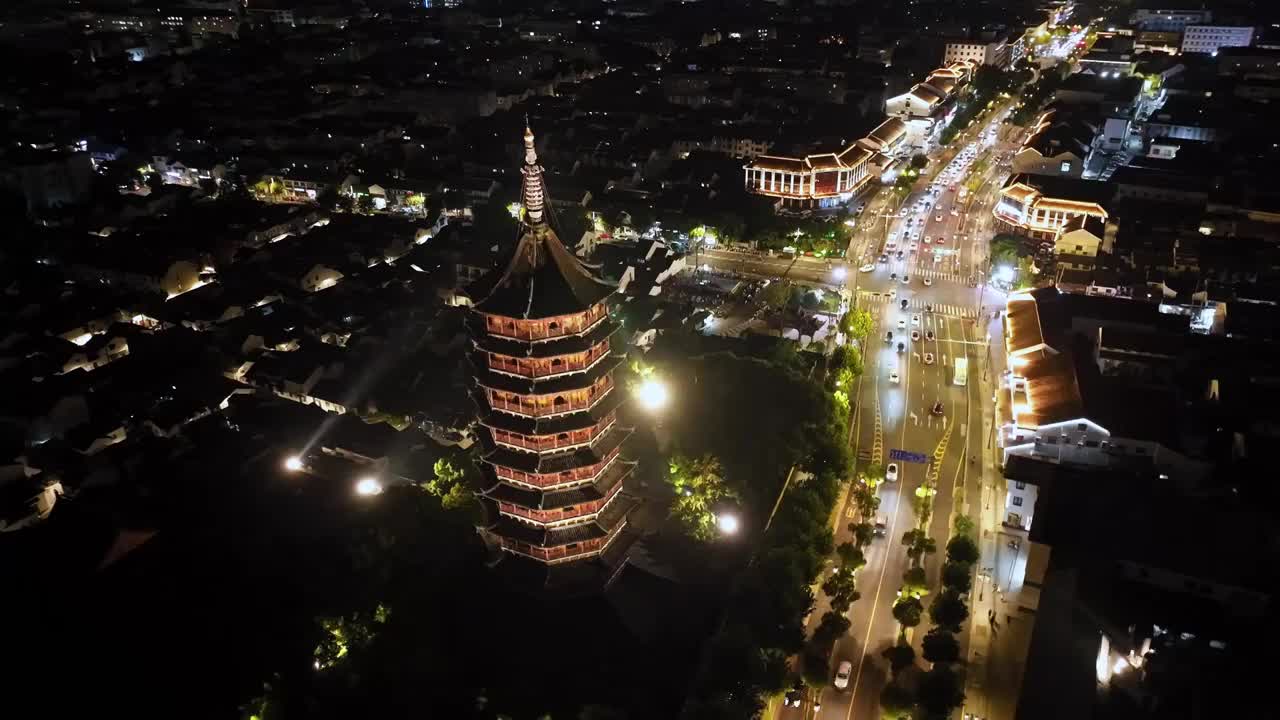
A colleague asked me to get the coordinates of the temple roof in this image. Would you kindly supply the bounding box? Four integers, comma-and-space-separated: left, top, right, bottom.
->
469, 127, 615, 320
481, 456, 634, 509
481, 423, 631, 473
488, 490, 634, 547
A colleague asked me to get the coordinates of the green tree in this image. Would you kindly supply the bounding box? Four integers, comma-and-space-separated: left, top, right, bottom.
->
821, 568, 858, 604
910, 154, 929, 170
917, 664, 965, 716
356, 194, 375, 214
892, 596, 923, 630
929, 590, 970, 631
901, 566, 929, 598
812, 610, 852, 649
667, 454, 738, 541
423, 458, 473, 511
801, 647, 831, 687
902, 528, 937, 567
953, 514, 975, 538
760, 280, 790, 311
879, 681, 916, 719
847, 521, 875, 549
946, 534, 980, 566
838, 308, 874, 342
921, 628, 961, 665
835, 541, 866, 571
880, 642, 916, 674
941, 561, 973, 594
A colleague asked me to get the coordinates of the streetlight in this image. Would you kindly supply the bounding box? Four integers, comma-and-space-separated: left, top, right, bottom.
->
283, 455, 304, 472
635, 377, 669, 411
832, 266, 847, 281
355, 476, 384, 497
715, 512, 741, 536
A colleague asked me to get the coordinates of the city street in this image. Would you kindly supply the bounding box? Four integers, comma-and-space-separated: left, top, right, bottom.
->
775, 100, 1018, 720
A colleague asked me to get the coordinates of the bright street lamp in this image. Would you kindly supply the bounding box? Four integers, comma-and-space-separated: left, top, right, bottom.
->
832, 266, 848, 281
635, 377, 669, 411
283, 455, 304, 472
715, 512, 740, 535
355, 476, 384, 497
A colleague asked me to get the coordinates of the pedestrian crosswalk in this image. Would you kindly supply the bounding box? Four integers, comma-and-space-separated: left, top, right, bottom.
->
910, 267, 979, 284
857, 292, 981, 318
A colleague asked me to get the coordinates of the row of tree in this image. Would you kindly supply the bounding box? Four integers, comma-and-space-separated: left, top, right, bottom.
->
879, 515, 982, 719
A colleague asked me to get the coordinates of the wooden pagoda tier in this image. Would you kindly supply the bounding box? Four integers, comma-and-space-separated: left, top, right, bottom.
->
466, 126, 638, 573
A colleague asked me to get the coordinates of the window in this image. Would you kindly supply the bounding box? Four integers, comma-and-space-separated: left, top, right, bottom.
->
1012, 496, 1024, 507
1007, 512, 1022, 526
1015, 481, 1026, 490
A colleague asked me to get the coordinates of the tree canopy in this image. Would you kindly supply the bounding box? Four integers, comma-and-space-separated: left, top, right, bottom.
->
667, 454, 739, 541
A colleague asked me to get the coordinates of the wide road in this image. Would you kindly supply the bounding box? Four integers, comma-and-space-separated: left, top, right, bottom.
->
773, 98, 1020, 720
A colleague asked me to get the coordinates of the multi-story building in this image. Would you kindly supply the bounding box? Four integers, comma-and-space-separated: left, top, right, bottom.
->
993, 174, 1111, 240
943, 35, 1011, 68
1129, 8, 1212, 33
741, 60, 972, 210
468, 128, 637, 579
1181, 25, 1255, 55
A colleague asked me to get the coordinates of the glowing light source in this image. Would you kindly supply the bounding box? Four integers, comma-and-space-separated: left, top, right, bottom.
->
715, 513, 740, 535
284, 455, 304, 472
635, 378, 669, 411
355, 476, 384, 496
832, 266, 847, 281
994, 265, 1016, 283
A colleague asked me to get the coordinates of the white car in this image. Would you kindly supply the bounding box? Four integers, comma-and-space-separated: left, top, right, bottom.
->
911, 313, 921, 326
835, 660, 853, 689
924, 352, 935, 365
885, 463, 899, 482
889, 370, 900, 384
897, 318, 907, 330
859, 263, 876, 273
923, 278, 933, 287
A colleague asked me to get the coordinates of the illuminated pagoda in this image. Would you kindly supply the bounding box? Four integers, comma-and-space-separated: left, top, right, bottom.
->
467, 127, 637, 582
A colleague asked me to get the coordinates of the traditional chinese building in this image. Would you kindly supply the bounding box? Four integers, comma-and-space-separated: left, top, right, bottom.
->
467, 127, 637, 581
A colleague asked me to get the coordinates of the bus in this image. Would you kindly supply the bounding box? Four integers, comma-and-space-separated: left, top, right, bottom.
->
954, 357, 968, 386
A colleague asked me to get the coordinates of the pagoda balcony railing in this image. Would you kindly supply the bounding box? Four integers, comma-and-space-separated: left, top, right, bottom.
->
500, 535, 605, 564
498, 482, 623, 525
495, 447, 622, 489
487, 342, 611, 379
484, 304, 607, 343
492, 413, 615, 453
486, 378, 614, 418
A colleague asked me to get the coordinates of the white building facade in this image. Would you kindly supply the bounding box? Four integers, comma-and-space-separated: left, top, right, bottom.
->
1181, 25, 1255, 55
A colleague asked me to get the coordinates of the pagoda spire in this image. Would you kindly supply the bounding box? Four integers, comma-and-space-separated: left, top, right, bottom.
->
521, 125, 546, 226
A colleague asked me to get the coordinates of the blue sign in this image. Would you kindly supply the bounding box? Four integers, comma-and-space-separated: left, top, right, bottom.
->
889, 449, 929, 464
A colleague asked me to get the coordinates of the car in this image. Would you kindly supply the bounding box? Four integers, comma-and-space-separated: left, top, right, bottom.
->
890, 272, 898, 281
951, 208, 960, 216
889, 370, 900, 383
835, 661, 853, 689
873, 516, 888, 536
909, 241, 918, 251
935, 214, 944, 223
923, 352, 935, 365
925, 330, 935, 341
935, 235, 945, 244
900, 298, 909, 310
911, 313, 921, 326
931, 401, 944, 416
879, 255, 889, 264
901, 275, 910, 284
897, 318, 907, 330
885, 330, 894, 343
896, 250, 905, 260
926, 304, 934, 313
897, 342, 905, 353
911, 330, 921, 341
885, 463, 899, 482
860, 263, 876, 272
785, 681, 804, 707
924, 236, 932, 244
923, 278, 933, 287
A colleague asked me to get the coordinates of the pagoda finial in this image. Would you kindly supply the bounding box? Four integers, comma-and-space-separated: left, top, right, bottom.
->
521, 125, 546, 225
